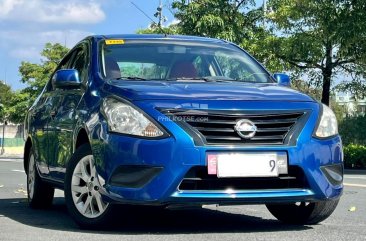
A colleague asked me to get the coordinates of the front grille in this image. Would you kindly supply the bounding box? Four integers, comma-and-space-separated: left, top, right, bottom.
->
179, 166, 308, 191
160, 109, 308, 146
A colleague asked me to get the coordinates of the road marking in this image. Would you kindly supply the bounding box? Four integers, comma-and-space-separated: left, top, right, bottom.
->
344, 176, 366, 180
0, 159, 22, 162
344, 183, 366, 188
11, 169, 25, 173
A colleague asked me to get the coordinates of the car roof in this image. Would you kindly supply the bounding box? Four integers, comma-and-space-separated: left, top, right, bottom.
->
90, 34, 228, 44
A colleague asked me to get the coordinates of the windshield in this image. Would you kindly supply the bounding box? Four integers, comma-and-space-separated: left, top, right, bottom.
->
100, 40, 274, 83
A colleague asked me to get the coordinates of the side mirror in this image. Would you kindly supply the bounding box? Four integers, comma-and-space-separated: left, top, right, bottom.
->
274, 73, 291, 87
53, 69, 81, 89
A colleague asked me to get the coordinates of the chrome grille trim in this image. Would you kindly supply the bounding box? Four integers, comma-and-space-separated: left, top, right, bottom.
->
159, 109, 310, 146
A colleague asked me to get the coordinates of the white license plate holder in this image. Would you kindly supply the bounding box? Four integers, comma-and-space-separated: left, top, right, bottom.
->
207, 152, 286, 178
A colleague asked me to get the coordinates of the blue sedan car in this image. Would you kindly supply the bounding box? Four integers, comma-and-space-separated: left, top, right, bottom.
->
24, 34, 343, 228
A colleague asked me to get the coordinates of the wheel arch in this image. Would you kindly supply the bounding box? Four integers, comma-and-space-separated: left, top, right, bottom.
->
24, 137, 32, 174
74, 128, 90, 151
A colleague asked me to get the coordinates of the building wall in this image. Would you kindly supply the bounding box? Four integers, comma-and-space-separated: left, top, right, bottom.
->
335, 93, 366, 116
0, 124, 24, 147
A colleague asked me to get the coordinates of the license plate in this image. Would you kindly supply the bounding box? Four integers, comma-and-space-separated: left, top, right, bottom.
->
207, 152, 286, 178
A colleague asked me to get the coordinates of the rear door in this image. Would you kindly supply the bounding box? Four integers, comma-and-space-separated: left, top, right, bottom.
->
30, 88, 53, 175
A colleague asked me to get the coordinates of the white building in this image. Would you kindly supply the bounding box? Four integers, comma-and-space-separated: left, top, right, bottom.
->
335, 93, 366, 115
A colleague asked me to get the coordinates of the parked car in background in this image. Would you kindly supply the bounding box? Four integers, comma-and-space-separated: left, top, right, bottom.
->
24, 34, 343, 228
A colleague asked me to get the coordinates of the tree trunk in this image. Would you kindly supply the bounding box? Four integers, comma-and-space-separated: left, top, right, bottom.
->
321, 42, 333, 106
321, 69, 332, 106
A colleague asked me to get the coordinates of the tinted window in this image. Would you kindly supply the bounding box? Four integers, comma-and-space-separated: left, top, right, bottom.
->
70, 45, 89, 83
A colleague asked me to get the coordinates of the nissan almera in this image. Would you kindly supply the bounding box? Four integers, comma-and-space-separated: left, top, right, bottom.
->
24, 34, 343, 228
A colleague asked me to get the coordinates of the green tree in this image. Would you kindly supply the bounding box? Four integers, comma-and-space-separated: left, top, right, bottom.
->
265, 0, 366, 105
0, 81, 12, 123
171, 0, 286, 72
19, 43, 69, 101
137, 24, 180, 35
7, 91, 31, 124
10, 43, 70, 123
136, 1, 287, 72
172, 0, 260, 43
291, 78, 322, 100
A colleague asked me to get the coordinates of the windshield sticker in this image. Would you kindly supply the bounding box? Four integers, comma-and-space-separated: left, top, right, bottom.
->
105, 39, 125, 45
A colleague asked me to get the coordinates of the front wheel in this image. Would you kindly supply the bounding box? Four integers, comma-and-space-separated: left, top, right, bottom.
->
266, 199, 340, 224
64, 144, 113, 229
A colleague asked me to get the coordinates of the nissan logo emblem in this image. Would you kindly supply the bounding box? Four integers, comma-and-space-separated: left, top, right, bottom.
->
234, 119, 257, 139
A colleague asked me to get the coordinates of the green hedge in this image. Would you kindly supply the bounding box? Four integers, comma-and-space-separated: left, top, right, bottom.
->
339, 115, 366, 146
343, 144, 366, 169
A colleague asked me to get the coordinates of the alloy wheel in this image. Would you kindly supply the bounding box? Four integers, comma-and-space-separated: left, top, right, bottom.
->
71, 155, 108, 218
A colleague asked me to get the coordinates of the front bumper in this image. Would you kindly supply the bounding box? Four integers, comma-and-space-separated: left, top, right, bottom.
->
90, 100, 343, 205
91, 132, 343, 206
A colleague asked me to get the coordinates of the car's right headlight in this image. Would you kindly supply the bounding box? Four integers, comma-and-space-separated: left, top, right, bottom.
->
314, 104, 338, 138
102, 98, 166, 138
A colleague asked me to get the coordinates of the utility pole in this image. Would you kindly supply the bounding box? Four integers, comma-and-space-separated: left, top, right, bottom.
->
263, 0, 267, 28
64, 30, 68, 47
154, 0, 166, 27
4, 66, 7, 85
1, 121, 6, 155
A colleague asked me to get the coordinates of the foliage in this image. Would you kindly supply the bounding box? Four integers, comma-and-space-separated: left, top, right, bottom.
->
170, 0, 290, 73
265, 0, 366, 105
19, 43, 69, 101
336, 76, 366, 100
7, 43, 70, 123
240, 28, 289, 73
172, 0, 257, 43
0, 81, 12, 122
338, 115, 366, 146
136, 24, 180, 35
291, 78, 322, 100
343, 144, 366, 169
330, 99, 349, 123
7, 91, 31, 124
0, 82, 33, 124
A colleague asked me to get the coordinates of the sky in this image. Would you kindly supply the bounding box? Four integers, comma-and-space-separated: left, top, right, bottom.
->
0, 0, 177, 90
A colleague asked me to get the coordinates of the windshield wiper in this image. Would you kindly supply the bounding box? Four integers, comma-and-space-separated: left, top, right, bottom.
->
167, 76, 234, 82
115, 76, 148, 81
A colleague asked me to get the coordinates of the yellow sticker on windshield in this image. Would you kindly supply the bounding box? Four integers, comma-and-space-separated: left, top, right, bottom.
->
105, 39, 125, 45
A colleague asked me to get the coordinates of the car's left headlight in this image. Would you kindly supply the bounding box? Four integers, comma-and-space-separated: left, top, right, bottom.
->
102, 98, 165, 138
314, 104, 338, 138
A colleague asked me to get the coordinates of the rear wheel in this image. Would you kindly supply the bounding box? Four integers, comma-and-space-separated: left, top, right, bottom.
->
65, 144, 113, 229
266, 199, 339, 224
27, 147, 54, 208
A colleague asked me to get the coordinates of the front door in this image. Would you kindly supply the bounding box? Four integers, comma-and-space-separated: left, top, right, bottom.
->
47, 42, 89, 181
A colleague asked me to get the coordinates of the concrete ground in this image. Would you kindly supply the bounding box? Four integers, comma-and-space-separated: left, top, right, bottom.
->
0, 157, 365, 241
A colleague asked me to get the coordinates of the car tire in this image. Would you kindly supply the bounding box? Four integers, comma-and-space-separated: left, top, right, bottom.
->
64, 144, 114, 229
27, 147, 55, 209
266, 199, 340, 224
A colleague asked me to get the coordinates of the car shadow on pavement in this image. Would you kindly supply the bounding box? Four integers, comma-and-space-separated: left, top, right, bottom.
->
0, 197, 312, 234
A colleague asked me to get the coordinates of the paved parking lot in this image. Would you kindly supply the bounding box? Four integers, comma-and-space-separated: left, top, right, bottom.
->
1, 158, 365, 241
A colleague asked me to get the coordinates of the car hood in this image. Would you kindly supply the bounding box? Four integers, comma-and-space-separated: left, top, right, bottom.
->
103, 80, 314, 102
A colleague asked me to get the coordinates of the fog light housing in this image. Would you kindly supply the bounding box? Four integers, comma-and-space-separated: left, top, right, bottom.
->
320, 164, 343, 186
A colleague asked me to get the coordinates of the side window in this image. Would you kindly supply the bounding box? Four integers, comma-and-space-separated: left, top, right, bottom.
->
46, 53, 74, 92
70, 44, 89, 84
